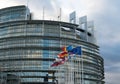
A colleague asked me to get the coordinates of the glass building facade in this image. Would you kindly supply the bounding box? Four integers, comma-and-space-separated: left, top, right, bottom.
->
0, 6, 104, 84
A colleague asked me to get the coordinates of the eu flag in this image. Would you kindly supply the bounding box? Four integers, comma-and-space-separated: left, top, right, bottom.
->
71, 46, 82, 55
66, 45, 73, 51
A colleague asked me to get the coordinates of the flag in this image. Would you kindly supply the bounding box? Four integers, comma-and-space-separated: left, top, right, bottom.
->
55, 57, 63, 62
66, 45, 73, 52
51, 46, 82, 67
51, 61, 62, 67
61, 46, 67, 52
70, 46, 82, 55
58, 51, 68, 58
51, 58, 66, 67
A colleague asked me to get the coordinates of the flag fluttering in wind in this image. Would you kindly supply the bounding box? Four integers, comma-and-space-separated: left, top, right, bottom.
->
70, 46, 82, 55
61, 46, 67, 52
51, 45, 82, 67
51, 57, 68, 67
66, 45, 73, 52
58, 51, 68, 58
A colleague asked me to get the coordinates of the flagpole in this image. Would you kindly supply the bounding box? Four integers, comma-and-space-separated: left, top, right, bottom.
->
78, 56, 81, 84
58, 8, 62, 21
79, 46, 83, 84
70, 57, 71, 84
81, 51, 84, 84
26, 0, 29, 20
50, 46, 82, 84
70, 57, 73, 84
60, 8, 61, 21
43, 6, 45, 20
81, 56, 83, 84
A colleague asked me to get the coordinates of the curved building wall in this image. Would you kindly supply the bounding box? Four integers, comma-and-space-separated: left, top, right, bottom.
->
0, 20, 104, 84
0, 6, 104, 84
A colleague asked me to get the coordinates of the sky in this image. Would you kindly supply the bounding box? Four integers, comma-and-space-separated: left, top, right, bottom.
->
0, 0, 120, 84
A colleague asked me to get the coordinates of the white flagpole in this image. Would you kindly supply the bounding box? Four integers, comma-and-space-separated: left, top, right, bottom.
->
43, 7, 45, 20
60, 8, 61, 21
81, 47, 84, 84
70, 58, 71, 84
27, 0, 29, 7
26, 0, 29, 20
78, 46, 83, 84
82, 56, 83, 84
78, 56, 81, 84
58, 8, 62, 21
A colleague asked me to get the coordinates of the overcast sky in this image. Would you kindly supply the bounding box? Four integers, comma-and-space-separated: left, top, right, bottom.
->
0, 0, 120, 84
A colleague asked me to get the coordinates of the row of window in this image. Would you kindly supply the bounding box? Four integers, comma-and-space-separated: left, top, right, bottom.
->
0, 33, 93, 44
0, 24, 95, 43
0, 47, 99, 58
0, 56, 102, 69
0, 13, 26, 23
0, 58, 102, 72
0, 7, 26, 15
0, 12, 25, 19
0, 38, 99, 54
0, 7, 27, 22
19, 78, 100, 83
5, 71, 101, 83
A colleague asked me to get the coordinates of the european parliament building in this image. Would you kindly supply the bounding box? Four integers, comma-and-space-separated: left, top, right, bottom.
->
0, 5, 104, 84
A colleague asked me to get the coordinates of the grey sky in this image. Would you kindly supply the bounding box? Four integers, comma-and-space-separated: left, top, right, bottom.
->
0, 0, 120, 84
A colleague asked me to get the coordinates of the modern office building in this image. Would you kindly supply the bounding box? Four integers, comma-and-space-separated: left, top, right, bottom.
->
0, 5, 104, 84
